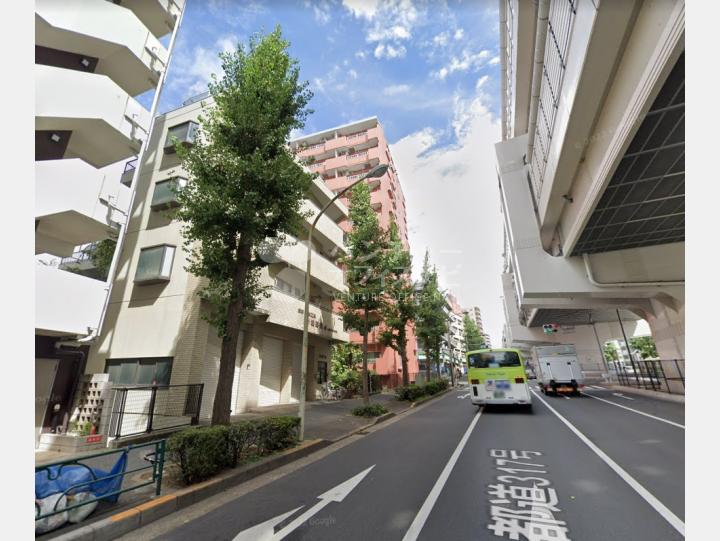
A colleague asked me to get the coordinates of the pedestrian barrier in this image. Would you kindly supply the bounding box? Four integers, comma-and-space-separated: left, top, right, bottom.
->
614, 359, 684, 394
35, 440, 166, 528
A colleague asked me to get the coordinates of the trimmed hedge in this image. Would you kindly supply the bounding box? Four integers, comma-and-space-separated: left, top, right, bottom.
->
395, 379, 449, 402
167, 416, 300, 485
351, 403, 388, 417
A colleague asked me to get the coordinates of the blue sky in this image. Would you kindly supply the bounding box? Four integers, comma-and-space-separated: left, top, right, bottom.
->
148, 0, 506, 344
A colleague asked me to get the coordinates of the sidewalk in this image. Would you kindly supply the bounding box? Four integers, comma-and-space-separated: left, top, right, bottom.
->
232, 392, 409, 441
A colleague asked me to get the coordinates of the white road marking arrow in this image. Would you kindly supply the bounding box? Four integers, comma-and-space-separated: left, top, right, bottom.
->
233, 465, 375, 541
457, 393, 471, 399
612, 393, 634, 400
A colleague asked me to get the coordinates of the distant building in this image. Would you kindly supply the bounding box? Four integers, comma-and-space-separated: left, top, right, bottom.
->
290, 118, 418, 387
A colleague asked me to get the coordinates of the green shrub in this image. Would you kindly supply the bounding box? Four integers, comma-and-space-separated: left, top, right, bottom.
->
395, 384, 426, 401
167, 416, 300, 485
368, 372, 382, 393
351, 404, 388, 417
167, 425, 231, 485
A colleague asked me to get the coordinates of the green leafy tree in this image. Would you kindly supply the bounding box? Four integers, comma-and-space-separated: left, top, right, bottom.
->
463, 313, 485, 351
603, 342, 619, 362
378, 222, 416, 386
339, 181, 387, 405
415, 251, 449, 382
329, 343, 362, 396
629, 336, 658, 359
174, 27, 314, 425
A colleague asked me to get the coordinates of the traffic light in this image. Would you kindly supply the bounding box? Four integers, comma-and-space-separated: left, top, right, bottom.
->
542, 323, 559, 335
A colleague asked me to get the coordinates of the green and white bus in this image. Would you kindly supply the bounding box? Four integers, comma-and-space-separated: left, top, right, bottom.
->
466, 348, 532, 409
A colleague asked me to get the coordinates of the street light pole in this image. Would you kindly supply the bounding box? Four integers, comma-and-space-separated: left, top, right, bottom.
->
298, 163, 389, 440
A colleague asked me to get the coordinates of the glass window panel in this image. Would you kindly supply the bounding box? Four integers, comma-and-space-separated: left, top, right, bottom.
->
106, 361, 122, 384
118, 361, 137, 384
136, 362, 155, 385
160, 246, 175, 278
154, 359, 172, 385
135, 246, 164, 282
151, 178, 184, 209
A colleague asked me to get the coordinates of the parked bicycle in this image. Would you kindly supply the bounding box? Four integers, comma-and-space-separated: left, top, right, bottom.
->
319, 383, 342, 402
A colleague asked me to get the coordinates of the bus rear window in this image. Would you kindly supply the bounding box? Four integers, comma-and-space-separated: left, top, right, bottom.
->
468, 351, 521, 369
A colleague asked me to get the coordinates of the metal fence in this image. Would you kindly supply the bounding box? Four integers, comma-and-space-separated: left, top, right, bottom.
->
35, 440, 165, 522
614, 359, 685, 394
108, 384, 203, 439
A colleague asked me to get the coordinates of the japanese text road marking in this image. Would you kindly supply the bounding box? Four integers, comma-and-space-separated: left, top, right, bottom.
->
532, 390, 685, 536
402, 409, 483, 541
581, 392, 684, 429
233, 465, 375, 541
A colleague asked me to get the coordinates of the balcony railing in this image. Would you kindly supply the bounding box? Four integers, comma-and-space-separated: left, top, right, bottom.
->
347, 151, 368, 161
120, 158, 137, 187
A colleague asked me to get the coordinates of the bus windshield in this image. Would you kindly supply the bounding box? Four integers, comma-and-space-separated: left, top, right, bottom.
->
468, 351, 521, 369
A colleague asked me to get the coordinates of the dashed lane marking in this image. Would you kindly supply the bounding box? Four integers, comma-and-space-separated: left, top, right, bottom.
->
582, 392, 684, 429
402, 408, 483, 541
532, 390, 685, 537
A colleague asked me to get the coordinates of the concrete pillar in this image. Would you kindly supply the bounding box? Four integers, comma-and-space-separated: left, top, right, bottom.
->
235, 323, 263, 412
279, 339, 294, 403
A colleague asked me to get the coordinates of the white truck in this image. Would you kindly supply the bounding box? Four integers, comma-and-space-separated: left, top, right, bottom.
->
534, 345, 584, 395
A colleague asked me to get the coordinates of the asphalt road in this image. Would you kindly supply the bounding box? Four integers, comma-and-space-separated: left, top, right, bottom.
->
145, 384, 684, 541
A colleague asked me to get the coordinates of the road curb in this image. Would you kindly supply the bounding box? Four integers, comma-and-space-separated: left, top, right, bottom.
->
49, 439, 330, 541
608, 385, 685, 404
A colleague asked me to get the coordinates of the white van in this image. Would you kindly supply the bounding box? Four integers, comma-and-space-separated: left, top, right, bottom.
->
535, 345, 584, 395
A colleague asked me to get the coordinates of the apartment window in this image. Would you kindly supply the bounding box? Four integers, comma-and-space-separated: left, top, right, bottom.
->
164, 121, 198, 154
151, 177, 187, 210
106, 358, 173, 386
316, 361, 328, 384
135, 245, 175, 284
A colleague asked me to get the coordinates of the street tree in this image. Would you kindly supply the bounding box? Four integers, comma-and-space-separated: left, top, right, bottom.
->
603, 342, 619, 363
174, 27, 314, 425
415, 251, 449, 381
378, 222, 416, 386
463, 313, 486, 351
329, 343, 363, 396
339, 181, 387, 405
629, 336, 659, 359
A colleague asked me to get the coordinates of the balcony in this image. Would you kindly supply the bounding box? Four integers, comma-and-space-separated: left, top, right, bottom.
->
36, 265, 107, 336
120, 158, 137, 187
274, 238, 346, 294
301, 200, 345, 253
36, 0, 169, 96
36, 65, 150, 168
259, 289, 348, 342
117, 0, 184, 39
35, 159, 126, 257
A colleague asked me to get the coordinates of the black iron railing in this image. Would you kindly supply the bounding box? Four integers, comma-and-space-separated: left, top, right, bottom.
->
109, 384, 203, 439
613, 359, 685, 394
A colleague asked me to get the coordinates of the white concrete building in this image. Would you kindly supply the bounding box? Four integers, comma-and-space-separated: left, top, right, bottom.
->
35, 0, 185, 445
464, 306, 491, 349
84, 94, 350, 429
496, 0, 684, 388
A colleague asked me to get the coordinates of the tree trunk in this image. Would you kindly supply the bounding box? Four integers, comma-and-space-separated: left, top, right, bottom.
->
399, 328, 409, 386
362, 310, 370, 406
212, 242, 252, 425
424, 340, 430, 383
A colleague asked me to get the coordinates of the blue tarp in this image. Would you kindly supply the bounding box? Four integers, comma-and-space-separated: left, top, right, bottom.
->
35, 451, 128, 503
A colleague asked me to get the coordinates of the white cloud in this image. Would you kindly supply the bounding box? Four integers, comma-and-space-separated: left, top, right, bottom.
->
488, 56, 500, 65
342, 0, 380, 19
383, 84, 411, 96
374, 43, 407, 59
355, 50, 367, 59
454, 28, 464, 40
348, 69, 358, 79
432, 49, 491, 79
432, 32, 449, 47
310, 1, 332, 25
391, 94, 504, 345
170, 35, 239, 96
476, 75, 489, 90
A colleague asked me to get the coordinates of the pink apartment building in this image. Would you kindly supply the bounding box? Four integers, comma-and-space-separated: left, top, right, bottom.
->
291, 117, 419, 387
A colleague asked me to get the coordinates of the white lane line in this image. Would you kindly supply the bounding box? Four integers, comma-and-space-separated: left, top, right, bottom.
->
582, 392, 684, 429
589, 385, 606, 390
402, 409, 483, 541
612, 392, 634, 400
532, 390, 685, 536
